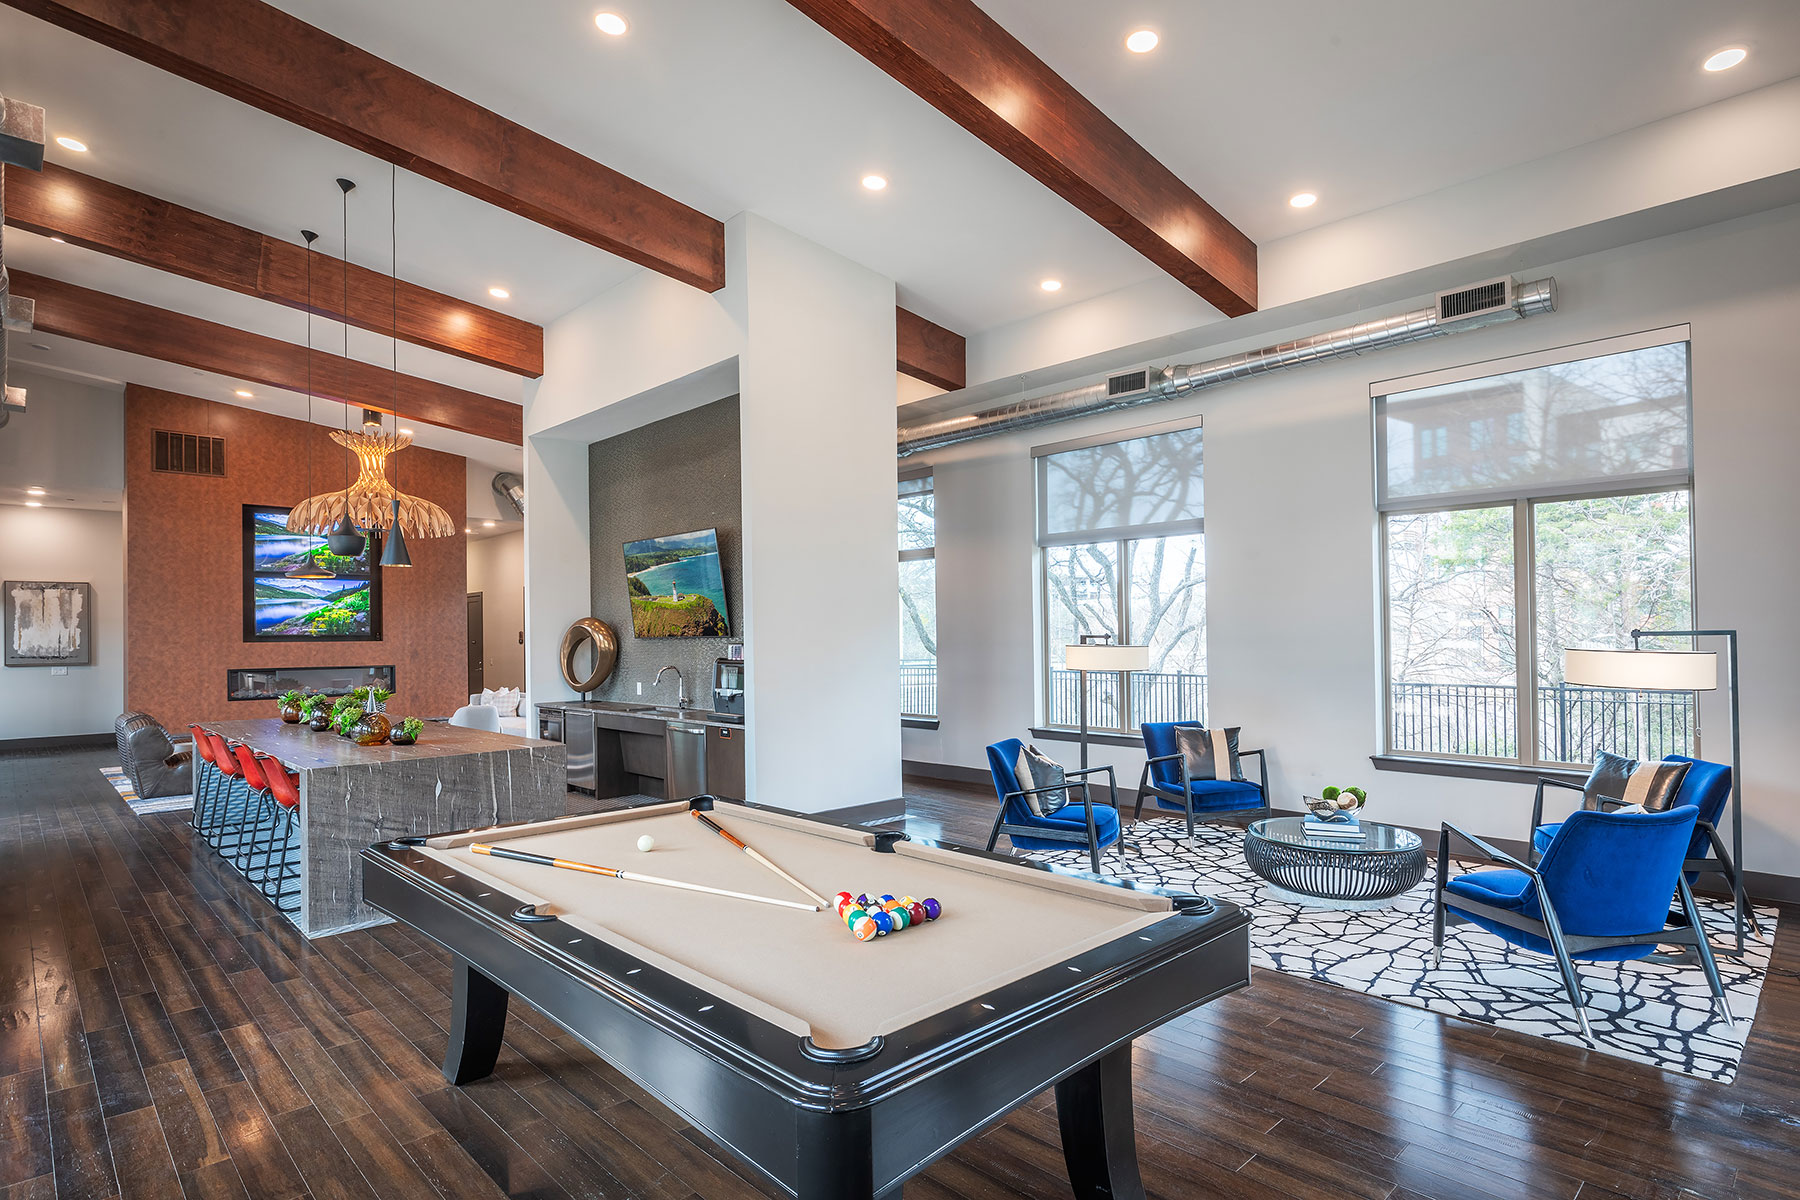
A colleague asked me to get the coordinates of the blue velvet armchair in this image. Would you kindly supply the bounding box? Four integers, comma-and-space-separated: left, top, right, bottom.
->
1435, 805, 1733, 1044
985, 739, 1122, 874
1132, 722, 1269, 841
1528, 754, 1763, 949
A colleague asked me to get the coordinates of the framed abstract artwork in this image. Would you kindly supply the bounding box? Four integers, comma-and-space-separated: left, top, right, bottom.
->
3, 581, 93, 667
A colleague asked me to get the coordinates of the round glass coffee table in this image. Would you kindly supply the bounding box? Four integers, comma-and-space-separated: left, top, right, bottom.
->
1242, 817, 1427, 909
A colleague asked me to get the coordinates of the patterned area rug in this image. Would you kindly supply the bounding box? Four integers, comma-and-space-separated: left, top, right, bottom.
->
100, 766, 194, 815
1026, 824, 1777, 1082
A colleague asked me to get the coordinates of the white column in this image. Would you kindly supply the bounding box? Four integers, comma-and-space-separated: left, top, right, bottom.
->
522, 432, 589, 718
735, 215, 900, 811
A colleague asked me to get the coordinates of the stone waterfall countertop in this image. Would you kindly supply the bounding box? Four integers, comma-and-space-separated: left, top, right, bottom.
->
205, 719, 555, 769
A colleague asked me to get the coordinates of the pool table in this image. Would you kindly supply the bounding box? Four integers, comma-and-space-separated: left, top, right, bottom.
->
362, 796, 1250, 1200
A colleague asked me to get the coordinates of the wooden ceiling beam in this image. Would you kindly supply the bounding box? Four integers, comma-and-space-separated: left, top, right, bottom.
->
10, 270, 522, 444
4, 163, 544, 376
786, 0, 1258, 316
5, 0, 726, 291
895, 306, 965, 391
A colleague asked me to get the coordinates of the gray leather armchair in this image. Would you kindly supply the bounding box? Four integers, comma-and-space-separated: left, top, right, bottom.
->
114, 712, 193, 799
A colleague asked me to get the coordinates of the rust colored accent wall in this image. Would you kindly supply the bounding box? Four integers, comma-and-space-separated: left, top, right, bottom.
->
124, 385, 469, 728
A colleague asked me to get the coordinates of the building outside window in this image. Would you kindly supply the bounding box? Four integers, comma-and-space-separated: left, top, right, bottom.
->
1037, 418, 1206, 731
1377, 327, 1696, 766
898, 471, 937, 718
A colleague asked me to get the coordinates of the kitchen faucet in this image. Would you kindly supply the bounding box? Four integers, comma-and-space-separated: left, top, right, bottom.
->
653, 665, 690, 709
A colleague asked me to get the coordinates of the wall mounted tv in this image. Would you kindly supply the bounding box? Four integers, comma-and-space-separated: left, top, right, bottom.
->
242, 505, 382, 641
624, 528, 731, 638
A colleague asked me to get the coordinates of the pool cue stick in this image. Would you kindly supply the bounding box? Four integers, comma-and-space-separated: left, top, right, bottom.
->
689, 809, 832, 907
469, 843, 819, 912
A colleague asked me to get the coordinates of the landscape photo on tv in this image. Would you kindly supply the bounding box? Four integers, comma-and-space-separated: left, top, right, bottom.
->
624, 528, 731, 637
242, 505, 382, 641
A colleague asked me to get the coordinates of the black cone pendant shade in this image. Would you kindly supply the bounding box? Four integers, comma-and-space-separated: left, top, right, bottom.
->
326, 511, 366, 557
379, 499, 412, 567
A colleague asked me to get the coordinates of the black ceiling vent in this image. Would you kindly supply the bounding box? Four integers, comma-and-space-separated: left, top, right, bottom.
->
1107, 370, 1149, 397
152, 429, 226, 477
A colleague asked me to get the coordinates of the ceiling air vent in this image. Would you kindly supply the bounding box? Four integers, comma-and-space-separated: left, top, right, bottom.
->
1435, 277, 1516, 328
1106, 370, 1149, 398
152, 429, 226, 477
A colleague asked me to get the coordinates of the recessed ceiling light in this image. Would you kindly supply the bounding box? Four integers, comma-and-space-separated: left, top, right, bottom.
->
1289, 191, 1318, 209
1703, 46, 1747, 72
234, 389, 254, 399
48, 236, 66, 244
24, 501, 43, 508
488, 286, 511, 300
861, 174, 887, 191
1039, 279, 1063, 292
29, 343, 50, 351
55, 136, 87, 152
399, 427, 413, 436
26, 487, 46, 496
594, 11, 628, 35
483, 520, 497, 527
1125, 30, 1159, 53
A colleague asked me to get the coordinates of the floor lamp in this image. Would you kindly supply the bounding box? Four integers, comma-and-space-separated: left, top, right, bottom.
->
1562, 628, 1754, 953
1064, 635, 1149, 790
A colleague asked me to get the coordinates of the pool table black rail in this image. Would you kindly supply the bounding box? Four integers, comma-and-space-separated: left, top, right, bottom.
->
360, 798, 1251, 1198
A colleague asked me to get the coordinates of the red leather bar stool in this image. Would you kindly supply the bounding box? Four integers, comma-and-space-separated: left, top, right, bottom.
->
253, 752, 303, 914
187, 724, 218, 830
230, 744, 279, 873
202, 733, 253, 855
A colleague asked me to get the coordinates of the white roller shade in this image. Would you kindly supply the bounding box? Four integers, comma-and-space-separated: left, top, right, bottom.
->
1037, 421, 1203, 546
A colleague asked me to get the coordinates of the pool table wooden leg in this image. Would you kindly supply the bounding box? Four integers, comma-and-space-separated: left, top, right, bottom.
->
1055, 1042, 1147, 1200
443, 956, 508, 1085
795, 1107, 875, 1199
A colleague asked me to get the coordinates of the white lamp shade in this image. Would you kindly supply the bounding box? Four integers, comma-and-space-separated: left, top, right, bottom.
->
1562, 648, 1717, 691
1065, 642, 1150, 672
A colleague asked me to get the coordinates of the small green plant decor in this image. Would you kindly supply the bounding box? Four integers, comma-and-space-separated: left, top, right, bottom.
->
391, 717, 424, 746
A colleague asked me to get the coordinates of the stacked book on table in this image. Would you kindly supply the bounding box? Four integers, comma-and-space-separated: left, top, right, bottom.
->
1302, 811, 1366, 841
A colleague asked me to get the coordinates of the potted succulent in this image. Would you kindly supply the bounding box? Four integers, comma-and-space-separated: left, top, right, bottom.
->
389, 717, 424, 746
277, 689, 307, 723
332, 696, 361, 738
303, 694, 333, 732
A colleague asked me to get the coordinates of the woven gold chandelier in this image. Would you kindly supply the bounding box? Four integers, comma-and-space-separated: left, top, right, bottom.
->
285, 426, 455, 538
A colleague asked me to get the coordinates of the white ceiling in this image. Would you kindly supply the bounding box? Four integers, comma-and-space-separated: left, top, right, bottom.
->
2, 0, 1795, 458
977, 0, 1800, 245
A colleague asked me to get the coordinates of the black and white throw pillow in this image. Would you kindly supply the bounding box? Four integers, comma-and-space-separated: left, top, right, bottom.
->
1173, 725, 1245, 783
1582, 751, 1691, 813
1014, 744, 1070, 816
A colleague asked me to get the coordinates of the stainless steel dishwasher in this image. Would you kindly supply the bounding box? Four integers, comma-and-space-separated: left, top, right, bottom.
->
665, 721, 708, 799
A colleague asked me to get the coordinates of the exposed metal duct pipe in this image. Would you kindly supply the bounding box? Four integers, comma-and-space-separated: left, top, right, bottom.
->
897, 276, 1557, 457
492, 471, 524, 518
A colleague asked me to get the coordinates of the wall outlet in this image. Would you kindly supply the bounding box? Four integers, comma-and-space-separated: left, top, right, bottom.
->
636, 681, 643, 695
50, 666, 68, 677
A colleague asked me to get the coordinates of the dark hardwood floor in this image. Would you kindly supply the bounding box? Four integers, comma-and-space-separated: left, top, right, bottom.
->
3, 746, 1796, 1200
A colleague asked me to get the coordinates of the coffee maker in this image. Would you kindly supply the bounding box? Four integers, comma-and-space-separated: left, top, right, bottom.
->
711, 652, 745, 718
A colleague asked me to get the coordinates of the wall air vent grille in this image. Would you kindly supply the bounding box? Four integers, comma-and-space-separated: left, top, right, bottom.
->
1437, 279, 1511, 323
152, 429, 226, 477
1107, 370, 1148, 397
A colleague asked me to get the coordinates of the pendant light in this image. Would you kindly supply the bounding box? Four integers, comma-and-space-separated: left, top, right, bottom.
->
324, 178, 368, 559
286, 230, 336, 581
379, 163, 412, 568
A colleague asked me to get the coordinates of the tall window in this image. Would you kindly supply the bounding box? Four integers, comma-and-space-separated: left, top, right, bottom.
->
1038, 420, 1205, 731
898, 472, 937, 718
1378, 328, 1696, 766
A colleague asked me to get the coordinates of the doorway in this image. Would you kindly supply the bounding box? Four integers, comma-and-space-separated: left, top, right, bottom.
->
467, 592, 484, 696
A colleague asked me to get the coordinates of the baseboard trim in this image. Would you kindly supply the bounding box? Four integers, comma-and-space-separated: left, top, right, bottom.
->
812, 797, 910, 826
902, 759, 990, 786
0, 733, 113, 752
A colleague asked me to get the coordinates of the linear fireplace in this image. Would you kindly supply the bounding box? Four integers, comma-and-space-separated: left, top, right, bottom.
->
227, 665, 397, 701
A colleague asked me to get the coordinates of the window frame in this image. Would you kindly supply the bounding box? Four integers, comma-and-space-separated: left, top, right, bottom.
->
898, 467, 937, 720
1374, 328, 1698, 769
1034, 416, 1206, 733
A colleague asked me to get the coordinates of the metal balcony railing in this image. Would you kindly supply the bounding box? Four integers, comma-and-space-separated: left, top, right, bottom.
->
900, 660, 938, 718
1389, 680, 1698, 763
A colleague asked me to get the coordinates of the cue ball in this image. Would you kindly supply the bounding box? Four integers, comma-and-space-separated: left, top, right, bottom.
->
636, 835, 655, 852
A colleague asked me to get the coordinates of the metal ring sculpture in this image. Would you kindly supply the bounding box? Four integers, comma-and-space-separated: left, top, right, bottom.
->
559, 618, 619, 694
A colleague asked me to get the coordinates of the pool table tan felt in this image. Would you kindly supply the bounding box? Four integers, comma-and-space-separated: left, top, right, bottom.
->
420, 802, 1175, 1048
